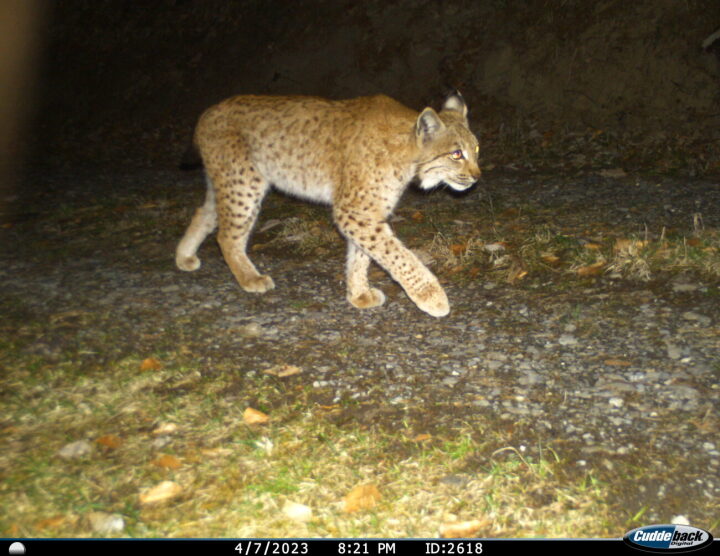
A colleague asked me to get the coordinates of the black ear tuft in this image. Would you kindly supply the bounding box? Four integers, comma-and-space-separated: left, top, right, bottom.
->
442, 91, 468, 119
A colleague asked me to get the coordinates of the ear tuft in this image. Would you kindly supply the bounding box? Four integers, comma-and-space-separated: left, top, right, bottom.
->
416, 107, 445, 143
442, 92, 468, 119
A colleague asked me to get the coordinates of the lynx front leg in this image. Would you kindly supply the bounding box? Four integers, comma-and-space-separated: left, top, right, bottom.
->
336, 211, 449, 317
345, 241, 386, 309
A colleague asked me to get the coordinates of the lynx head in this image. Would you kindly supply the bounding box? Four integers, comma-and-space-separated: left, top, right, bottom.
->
414, 92, 481, 191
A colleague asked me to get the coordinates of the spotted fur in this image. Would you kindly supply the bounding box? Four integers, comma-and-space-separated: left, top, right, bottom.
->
176, 93, 481, 317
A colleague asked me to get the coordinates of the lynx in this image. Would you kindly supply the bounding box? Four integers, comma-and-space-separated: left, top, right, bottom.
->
176, 92, 481, 317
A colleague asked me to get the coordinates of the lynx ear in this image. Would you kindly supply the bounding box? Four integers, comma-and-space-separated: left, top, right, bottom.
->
442, 92, 468, 119
416, 107, 445, 144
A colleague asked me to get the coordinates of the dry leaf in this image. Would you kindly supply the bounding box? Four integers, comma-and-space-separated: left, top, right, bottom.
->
96, 434, 122, 449
576, 261, 605, 276
263, 364, 303, 377
582, 242, 603, 250
614, 239, 648, 253
440, 519, 487, 538
598, 168, 627, 178
483, 242, 506, 254
450, 243, 466, 255
139, 481, 183, 505
604, 358, 632, 367
35, 515, 66, 531
152, 422, 179, 436
411, 210, 424, 221
413, 433, 432, 442
152, 454, 182, 469
541, 253, 561, 265
140, 358, 162, 371
243, 407, 270, 425
201, 447, 234, 457
343, 483, 381, 513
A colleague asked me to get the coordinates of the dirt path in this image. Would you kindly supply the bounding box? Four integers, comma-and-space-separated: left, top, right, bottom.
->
1, 167, 718, 531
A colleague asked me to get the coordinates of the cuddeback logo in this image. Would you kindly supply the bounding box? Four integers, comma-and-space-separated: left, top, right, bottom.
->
624, 524, 714, 553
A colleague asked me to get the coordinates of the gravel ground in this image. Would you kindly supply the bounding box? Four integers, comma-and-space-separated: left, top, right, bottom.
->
1, 167, 718, 527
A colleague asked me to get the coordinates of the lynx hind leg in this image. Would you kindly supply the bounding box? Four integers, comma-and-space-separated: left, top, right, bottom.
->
210, 156, 274, 294
345, 241, 386, 309
176, 175, 217, 271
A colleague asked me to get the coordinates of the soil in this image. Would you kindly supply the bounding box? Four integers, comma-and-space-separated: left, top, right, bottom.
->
1, 166, 718, 528
1, 0, 719, 535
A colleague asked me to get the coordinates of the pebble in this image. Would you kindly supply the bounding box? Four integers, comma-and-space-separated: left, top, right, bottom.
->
87, 511, 125, 534
57, 440, 93, 459
558, 334, 578, 346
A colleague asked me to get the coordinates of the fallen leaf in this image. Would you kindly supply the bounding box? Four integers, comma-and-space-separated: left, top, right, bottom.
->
243, 407, 270, 425
263, 364, 303, 378
413, 433, 432, 443
450, 243, 466, 255
541, 253, 561, 265
614, 239, 648, 253
282, 501, 313, 522
343, 483, 381, 513
152, 454, 182, 469
484, 242, 506, 254
582, 242, 603, 250
440, 519, 487, 538
139, 481, 183, 505
411, 211, 424, 222
96, 434, 122, 449
140, 358, 162, 371
604, 358, 632, 367
576, 261, 605, 276
598, 168, 627, 178
35, 515, 66, 531
507, 264, 528, 283
200, 447, 234, 457
152, 422, 179, 436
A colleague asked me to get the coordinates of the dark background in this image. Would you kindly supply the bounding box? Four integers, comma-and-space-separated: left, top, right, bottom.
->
9, 0, 720, 175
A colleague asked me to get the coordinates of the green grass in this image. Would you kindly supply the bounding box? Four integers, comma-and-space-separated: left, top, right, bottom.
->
0, 347, 626, 538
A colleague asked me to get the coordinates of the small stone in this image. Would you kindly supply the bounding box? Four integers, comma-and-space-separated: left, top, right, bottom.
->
665, 342, 682, 360
672, 283, 698, 292
681, 311, 711, 325
238, 322, 263, 338
58, 440, 93, 459
87, 511, 125, 534
609, 397, 624, 408
282, 501, 312, 522
558, 334, 578, 346
671, 515, 690, 526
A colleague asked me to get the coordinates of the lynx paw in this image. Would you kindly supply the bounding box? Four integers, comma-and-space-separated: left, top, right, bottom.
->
177, 254, 201, 271
410, 282, 450, 318
240, 274, 275, 293
348, 288, 386, 309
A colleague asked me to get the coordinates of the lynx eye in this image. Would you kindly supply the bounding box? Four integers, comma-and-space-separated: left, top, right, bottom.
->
450, 150, 464, 160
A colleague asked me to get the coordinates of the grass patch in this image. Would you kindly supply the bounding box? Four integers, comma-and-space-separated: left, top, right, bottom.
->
0, 348, 622, 538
